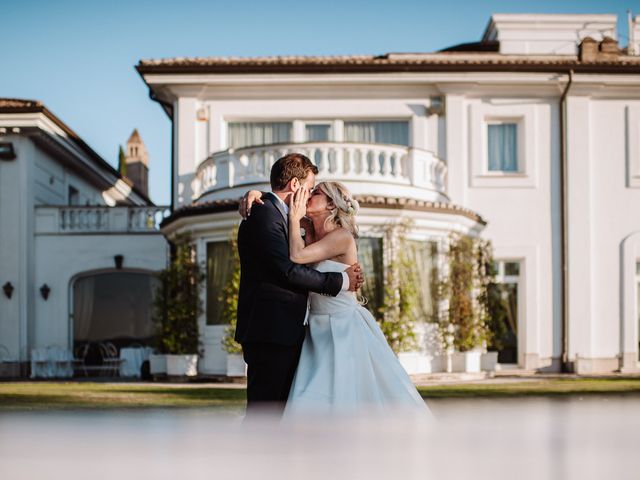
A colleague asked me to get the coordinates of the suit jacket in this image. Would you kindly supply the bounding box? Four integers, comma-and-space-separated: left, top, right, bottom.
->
235, 193, 343, 346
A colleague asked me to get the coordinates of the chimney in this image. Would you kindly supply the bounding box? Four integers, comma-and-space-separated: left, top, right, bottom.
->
579, 37, 598, 62
124, 129, 149, 197
579, 36, 620, 62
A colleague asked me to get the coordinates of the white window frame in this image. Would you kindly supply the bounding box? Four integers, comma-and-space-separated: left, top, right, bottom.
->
493, 258, 524, 367
470, 102, 538, 188
485, 119, 522, 174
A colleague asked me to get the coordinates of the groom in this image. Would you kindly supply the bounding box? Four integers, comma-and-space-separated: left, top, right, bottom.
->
235, 153, 364, 415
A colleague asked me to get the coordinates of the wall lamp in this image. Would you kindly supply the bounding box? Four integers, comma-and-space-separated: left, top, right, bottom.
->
0, 142, 16, 161
2, 282, 14, 299
40, 284, 51, 301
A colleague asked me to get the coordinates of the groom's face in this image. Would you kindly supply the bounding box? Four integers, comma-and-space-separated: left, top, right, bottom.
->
299, 172, 316, 194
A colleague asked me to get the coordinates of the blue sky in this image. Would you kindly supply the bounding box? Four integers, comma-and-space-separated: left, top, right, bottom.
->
1, 0, 635, 205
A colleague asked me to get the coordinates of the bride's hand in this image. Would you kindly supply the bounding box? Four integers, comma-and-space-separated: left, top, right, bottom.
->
290, 187, 309, 222
239, 190, 264, 219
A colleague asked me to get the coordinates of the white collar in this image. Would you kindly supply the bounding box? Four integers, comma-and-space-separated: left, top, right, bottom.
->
269, 191, 289, 215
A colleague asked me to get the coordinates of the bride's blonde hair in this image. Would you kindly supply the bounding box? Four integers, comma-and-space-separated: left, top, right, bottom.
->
315, 181, 359, 238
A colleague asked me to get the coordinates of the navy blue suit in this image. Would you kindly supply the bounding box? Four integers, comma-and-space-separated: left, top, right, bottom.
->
235, 193, 343, 412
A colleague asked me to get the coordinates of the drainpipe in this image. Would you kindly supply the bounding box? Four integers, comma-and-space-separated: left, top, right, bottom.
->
559, 69, 573, 373
148, 90, 176, 262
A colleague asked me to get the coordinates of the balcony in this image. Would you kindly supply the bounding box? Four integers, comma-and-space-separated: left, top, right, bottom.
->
35, 206, 171, 234
192, 142, 448, 203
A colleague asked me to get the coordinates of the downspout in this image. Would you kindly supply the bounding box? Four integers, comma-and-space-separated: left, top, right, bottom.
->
559, 69, 573, 373
148, 90, 176, 262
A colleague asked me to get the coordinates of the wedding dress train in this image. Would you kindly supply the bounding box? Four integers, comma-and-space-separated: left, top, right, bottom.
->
284, 259, 433, 418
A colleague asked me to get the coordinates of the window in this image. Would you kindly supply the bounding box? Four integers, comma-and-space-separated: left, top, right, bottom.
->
228, 122, 292, 149
344, 121, 409, 146
206, 241, 233, 325
305, 123, 332, 142
490, 260, 521, 364
487, 123, 518, 172
357, 237, 384, 319
407, 240, 438, 321
68, 185, 80, 205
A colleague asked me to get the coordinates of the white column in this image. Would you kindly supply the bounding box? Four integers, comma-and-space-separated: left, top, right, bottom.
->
444, 94, 466, 204
175, 98, 198, 207
565, 95, 595, 366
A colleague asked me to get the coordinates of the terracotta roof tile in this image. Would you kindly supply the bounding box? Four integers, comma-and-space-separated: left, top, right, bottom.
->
137, 52, 640, 74
160, 196, 485, 228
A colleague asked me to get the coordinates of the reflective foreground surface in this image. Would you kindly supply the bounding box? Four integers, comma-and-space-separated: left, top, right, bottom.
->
1, 396, 639, 480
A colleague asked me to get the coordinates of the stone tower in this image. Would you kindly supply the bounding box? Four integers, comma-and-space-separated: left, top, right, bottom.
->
125, 129, 149, 197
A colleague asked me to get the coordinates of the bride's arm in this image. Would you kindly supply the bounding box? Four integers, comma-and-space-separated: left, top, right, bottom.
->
289, 189, 352, 264
239, 190, 265, 219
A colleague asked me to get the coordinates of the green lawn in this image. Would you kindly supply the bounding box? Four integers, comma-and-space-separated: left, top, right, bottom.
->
417, 377, 640, 398
0, 377, 639, 411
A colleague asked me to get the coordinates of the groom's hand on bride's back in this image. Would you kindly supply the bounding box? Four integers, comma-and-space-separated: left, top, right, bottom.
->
345, 263, 365, 292
239, 190, 265, 219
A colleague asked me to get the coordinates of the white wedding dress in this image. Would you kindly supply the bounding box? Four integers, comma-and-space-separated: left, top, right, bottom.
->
284, 259, 433, 418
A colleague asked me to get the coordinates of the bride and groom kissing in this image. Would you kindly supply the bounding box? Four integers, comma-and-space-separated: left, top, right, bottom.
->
235, 153, 431, 418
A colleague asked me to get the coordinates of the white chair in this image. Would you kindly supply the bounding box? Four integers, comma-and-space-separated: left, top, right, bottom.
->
73, 343, 90, 377
98, 342, 125, 377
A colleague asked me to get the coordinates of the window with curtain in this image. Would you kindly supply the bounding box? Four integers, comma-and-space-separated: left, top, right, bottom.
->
344, 121, 409, 146
487, 123, 518, 172
406, 240, 438, 322
227, 122, 292, 149
73, 272, 158, 343
206, 241, 233, 325
356, 237, 384, 319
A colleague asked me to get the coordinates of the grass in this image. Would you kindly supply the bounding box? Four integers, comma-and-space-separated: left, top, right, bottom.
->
418, 377, 640, 399
0, 377, 639, 411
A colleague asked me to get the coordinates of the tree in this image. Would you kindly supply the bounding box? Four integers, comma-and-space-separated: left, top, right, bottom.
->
221, 226, 242, 354
437, 233, 494, 352
152, 232, 204, 355
376, 219, 419, 354
118, 145, 127, 177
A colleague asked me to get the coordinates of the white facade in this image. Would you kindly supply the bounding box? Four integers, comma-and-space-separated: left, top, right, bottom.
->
0, 101, 168, 376
138, 13, 640, 375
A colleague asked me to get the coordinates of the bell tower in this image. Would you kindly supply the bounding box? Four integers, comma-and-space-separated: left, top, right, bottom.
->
124, 129, 149, 197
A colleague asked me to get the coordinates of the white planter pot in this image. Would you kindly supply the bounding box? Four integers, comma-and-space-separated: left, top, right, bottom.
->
149, 354, 167, 375
481, 351, 499, 372
166, 354, 198, 377
451, 351, 482, 373
226, 353, 247, 377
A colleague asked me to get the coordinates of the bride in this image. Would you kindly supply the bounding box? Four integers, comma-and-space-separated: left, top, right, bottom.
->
279, 181, 432, 416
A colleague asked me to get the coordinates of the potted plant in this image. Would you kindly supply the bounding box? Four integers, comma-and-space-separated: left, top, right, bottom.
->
152, 232, 204, 378
437, 233, 492, 373
220, 227, 246, 377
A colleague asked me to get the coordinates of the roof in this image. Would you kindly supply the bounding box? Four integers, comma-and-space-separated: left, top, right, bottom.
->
0, 98, 153, 205
160, 196, 486, 229
127, 128, 142, 144
136, 51, 640, 75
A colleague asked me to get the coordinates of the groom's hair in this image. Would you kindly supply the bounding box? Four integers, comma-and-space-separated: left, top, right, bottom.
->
270, 153, 318, 191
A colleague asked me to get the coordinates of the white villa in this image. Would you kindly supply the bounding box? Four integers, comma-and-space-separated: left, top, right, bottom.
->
0, 100, 168, 377
137, 13, 640, 375
2, 12, 640, 378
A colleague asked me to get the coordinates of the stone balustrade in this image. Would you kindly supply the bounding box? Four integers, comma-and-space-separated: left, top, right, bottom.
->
192, 142, 447, 203
35, 206, 170, 234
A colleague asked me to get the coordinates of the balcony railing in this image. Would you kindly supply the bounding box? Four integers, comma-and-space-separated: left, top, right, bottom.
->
35, 206, 171, 234
192, 142, 447, 202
